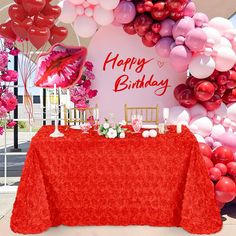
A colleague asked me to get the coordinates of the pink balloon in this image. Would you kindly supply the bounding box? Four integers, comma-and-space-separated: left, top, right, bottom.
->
114, 1, 136, 24
172, 16, 195, 39
218, 132, 236, 152
189, 104, 207, 117
193, 12, 209, 27
155, 37, 174, 58
170, 45, 192, 72
183, 1, 196, 17
159, 19, 175, 37
185, 28, 207, 52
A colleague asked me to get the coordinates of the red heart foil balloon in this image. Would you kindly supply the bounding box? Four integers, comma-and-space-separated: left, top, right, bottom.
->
8, 4, 27, 21
11, 18, 33, 40
49, 26, 68, 45
0, 21, 16, 41
28, 26, 50, 49
22, 0, 46, 16
41, 4, 61, 19
34, 13, 55, 29
34, 44, 87, 89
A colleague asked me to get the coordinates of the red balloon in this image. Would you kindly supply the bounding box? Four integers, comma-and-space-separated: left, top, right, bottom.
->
28, 26, 50, 49
123, 23, 136, 35
22, 0, 46, 16
217, 201, 225, 209
201, 94, 222, 111
0, 21, 16, 41
151, 2, 170, 21
174, 84, 188, 100
203, 156, 214, 170
145, 31, 160, 44
216, 74, 228, 86
169, 11, 184, 21
212, 146, 234, 165
194, 81, 215, 102
209, 167, 222, 181
34, 13, 55, 29
226, 80, 236, 89
199, 143, 212, 159
215, 163, 227, 176
215, 176, 236, 203
216, 85, 227, 96
144, 1, 153, 12
178, 88, 197, 108
151, 23, 161, 34
229, 70, 236, 81
49, 26, 68, 45
8, 4, 27, 21
142, 36, 156, 47
186, 76, 199, 88
41, 4, 61, 19
222, 90, 236, 104
134, 14, 153, 37
11, 18, 33, 40
227, 162, 236, 176
136, 3, 145, 14
166, 0, 188, 13
14, 0, 22, 3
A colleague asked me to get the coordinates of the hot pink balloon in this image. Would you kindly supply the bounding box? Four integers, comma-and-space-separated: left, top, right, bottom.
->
193, 12, 209, 27
159, 19, 175, 37
155, 37, 174, 58
183, 1, 196, 17
185, 28, 207, 52
114, 1, 136, 24
170, 45, 192, 72
172, 16, 195, 39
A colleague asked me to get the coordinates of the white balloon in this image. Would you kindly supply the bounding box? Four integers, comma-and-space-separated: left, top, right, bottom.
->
74, 16, 98, 38
208, 17, 234, 35
85, 8, 94, 17
214, 37, 232, 53
211, 124, 226, 139
87, 0, 99, 5
194, 134, 206, 143
68, 0, 85, 5
214, 103, 228, 118
168, 106, 190, 124
93, 5, 114, 26
76, 5, 85, 16
215, 47, 236, 72
58, 0, 77, 24
189, 116, 213, 137
189, 104, 207, 118
99, 0, 120, 10
203, 27, 221, 46
189, 55, 216, 79
227, 103, 236, 122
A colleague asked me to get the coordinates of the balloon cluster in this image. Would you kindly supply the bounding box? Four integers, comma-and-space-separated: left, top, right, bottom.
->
59, 0, 120, 38
174, 64, 236, 111
0, 0, 67, 49
115, 0, 190, 47
199, 144, 236, 206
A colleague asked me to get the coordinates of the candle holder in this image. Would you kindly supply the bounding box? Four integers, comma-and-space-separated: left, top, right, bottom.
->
50, 87, 64, 138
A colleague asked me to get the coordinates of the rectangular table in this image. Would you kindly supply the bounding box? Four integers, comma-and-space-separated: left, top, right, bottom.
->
11, 126, 222, 234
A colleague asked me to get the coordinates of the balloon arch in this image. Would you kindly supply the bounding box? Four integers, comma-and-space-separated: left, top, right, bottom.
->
1, 0, 236, 206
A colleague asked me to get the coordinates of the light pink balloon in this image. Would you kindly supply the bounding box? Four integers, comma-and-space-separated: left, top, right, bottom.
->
172, 17, 195, 39
227, 103, 236, 122
168, 106, 191, 124
189, 54, 215, 79
218, 132, 236, 151
93, 5, 114, 26
114, 1, 136, 24
208, 17, 234, 35
214, 47, 236, 72
58, 0, 77, 24
183, 1, 196, 17
175, 36, 185, 45
193, 12, 209, 27
155, 37, 174, 58
211, 124, 226, 139
214, 103, 228, 118
205, 136, 214, 146
203, 27, 221, 46
189, 104, 207, 118
185, 28, 207, 52
190, 116, 213, 137
170, 45, 192, 72
69, 0, 85, 4
159, 19, 175, 37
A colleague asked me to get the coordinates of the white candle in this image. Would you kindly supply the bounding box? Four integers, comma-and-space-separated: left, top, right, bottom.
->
58, 87, 62, 105
177, 123, 182, 133
96, 108, 99, 120
53, 84, 56, 104
163, 108, 169, 121
66, 89, 70, 108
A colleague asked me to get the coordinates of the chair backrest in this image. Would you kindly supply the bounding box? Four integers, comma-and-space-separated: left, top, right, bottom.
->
64, 104, 98, 125
124, 104, 159, 125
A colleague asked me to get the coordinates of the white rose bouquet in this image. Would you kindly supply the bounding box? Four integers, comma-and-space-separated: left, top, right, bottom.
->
98, 119, 126, 139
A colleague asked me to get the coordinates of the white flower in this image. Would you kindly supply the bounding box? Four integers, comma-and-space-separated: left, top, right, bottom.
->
107, 128, 117, 139
120, 132, 125, 139
119, 120, 126, 126
142, 130, 150, 138
103, 122, 110, 129
149, 129, 157, 138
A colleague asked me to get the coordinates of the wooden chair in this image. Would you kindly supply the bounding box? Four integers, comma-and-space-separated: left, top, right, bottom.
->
64, 104, 98, 126
124, 104, 159, 125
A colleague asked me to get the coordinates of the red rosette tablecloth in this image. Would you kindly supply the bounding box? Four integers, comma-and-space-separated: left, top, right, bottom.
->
11, 126, 222, 234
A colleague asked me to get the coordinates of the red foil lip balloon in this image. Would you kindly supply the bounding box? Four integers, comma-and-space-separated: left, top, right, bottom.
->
34, 43, 87, 89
